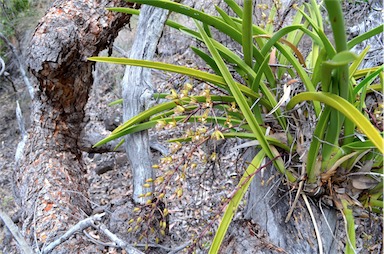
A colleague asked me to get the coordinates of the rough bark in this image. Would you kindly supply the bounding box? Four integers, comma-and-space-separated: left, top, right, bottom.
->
122, 5, 169, 204
13, 0, 135, 252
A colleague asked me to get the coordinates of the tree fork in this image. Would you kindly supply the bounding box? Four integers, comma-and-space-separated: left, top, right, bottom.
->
14, 0, 136, 252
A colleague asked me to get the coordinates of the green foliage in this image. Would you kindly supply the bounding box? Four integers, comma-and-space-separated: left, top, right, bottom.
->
0, 0, 30, 55
90, 0, 383, 252
0, 0, 30, 34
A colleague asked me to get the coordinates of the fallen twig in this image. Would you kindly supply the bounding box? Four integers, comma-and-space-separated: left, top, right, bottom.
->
95, 222, 145, 254
84, 228, 190, 253
285, 164, 306, 223
0, 56, 5, 76
83, 229, 117, 248
302, 194, 323, 254
168, 240, 192, 254
0, 209, 34, 254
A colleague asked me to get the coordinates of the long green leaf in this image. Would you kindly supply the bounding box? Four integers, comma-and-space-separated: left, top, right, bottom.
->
242, 0, 253, 68
222, 132, 291, 151
349, 46, 370, 79
224, 0, 243, 18
126, 0, 276, 88
191, 46, 221, 75
306, 107, 331, 182
347, 25, 384, 49
195, 21, 294, 181
88, 57, 260, 100
125, 0, 241, 44
353, 65, 384, 95
342, 200, 356, 254
321, 108, 342, 170
310, 0, 323, 29
341, 140, 376, 150
324, 0, 350, 101
297, 6, 336, 58
209, 150, 266, 253
190, 36, 287, 129
286, 92, 384, 153
214, 5, 240, 31
93, 95, 246, 147
261, 25, 323, 56
108, 7, 187, 33
96, 115, 249, 148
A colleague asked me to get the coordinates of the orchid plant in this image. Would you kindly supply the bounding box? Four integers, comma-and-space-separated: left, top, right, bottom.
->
89, 0, 383, 253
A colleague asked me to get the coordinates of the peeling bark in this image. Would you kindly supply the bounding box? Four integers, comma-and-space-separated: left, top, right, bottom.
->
13, 0, 135, 252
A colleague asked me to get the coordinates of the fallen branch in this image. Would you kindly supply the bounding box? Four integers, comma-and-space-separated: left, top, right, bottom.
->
41, 213, 106, 254
1, 208, 190, 254
0, 209, 34, 254
84, 228, 190, 253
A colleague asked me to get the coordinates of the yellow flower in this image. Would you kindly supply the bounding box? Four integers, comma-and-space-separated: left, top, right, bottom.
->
174, 105, 185, 114
211, 129, 225, 140
167, 119, 177, 128
229, 102, 238, 112
176, 188, 183, 198
183, 83, 193, 91
155, 176, 164, 184
210, 152, 217, 161
165, 89, 178, 100
155, 120, 167, 130
170, 141, 182, 153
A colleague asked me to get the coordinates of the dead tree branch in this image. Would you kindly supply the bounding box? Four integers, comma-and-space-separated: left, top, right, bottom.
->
122, 4, 169, 204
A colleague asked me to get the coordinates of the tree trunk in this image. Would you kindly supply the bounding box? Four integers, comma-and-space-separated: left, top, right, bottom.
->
122, 5, 169, 204
13, 1, 135, 252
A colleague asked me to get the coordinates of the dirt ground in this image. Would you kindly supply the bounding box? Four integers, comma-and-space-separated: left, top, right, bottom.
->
0, 1, 383, 253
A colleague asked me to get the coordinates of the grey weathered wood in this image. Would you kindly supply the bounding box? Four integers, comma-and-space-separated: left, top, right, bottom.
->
15, 101, 27, 166
244, 159, 339, 253
122, 5, 169, 204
